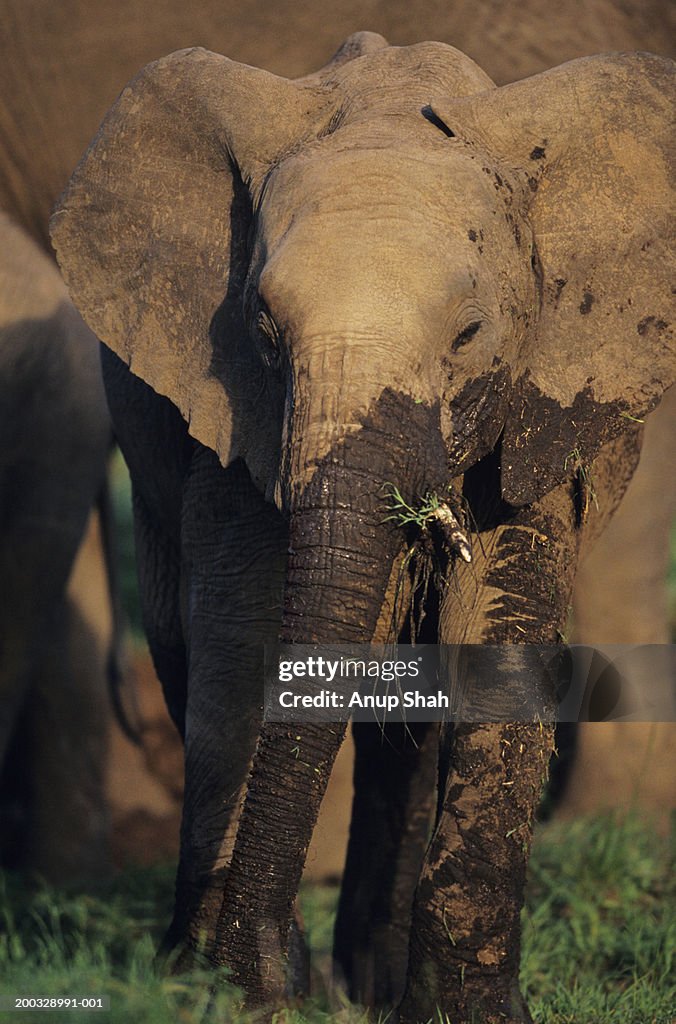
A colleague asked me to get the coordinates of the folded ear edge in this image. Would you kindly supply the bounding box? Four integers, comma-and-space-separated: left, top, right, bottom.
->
50, 47, 326, 481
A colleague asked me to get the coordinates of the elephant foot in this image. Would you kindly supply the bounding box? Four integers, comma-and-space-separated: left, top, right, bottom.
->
334, 928, 416, 1012
398, 972, 533, 1024
205, 907, 311, 1007
157, 876, 312, 1000
159, 939, 207, 976
156, 878, 224, 973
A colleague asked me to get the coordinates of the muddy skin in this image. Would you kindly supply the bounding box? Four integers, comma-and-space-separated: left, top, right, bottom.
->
579, 289, 594, 314
401, 722, 554, 1024
398, 447, 579, 1024
443, 366, 512, 474
636, 314, 669, 335
501, 378, 642, 506
421, 425, 648, 1021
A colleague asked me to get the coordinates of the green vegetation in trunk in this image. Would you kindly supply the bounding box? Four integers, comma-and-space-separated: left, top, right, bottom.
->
382, 483, 472, 563
383, 482, 473, 641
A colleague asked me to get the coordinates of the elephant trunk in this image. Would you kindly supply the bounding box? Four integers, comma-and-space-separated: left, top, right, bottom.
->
280, 386, 452, 640
212, 391, 449, 1002
281, 470, 398, 645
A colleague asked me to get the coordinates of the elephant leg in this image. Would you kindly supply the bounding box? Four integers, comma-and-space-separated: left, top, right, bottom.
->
172, 449, 287, 958
125, 486, 191, 953
101, 345, 193, 739
211, 719, 347, 1003
333, 719, 437, 1008
400, 481, 579, 1024
132, 487, 188, 740
402, 718, 554, 1024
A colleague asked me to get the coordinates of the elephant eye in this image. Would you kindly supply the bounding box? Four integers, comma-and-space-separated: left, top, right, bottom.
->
254, 308, 282, 370
451, 320, 482, 352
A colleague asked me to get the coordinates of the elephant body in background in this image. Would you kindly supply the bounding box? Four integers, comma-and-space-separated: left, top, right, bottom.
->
53, 30, 674, 1024
0, 212, 113, 880
565, 388, 676, 821
1, 0, 673, 249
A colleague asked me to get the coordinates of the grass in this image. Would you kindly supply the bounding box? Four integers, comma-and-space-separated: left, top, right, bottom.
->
109, 450, 143, 640
381, 483, 448, 531
381, 483, 472, 573
0, 814, 673, 1023
521, 813, 675, 1023
563, 448, 599, 518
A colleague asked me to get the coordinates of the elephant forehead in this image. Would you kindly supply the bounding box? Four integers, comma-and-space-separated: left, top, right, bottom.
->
262, 142, 503, 245
256, 213, 488, 342
257, 144, 521, 333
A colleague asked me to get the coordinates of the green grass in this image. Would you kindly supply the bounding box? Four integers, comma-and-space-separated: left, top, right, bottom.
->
522, 813, 675, 1023
1, 814, 673, 1023
109, 451, 143, 640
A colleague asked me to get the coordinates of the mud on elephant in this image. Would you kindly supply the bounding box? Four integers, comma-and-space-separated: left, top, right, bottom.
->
52, 34, 674, 1023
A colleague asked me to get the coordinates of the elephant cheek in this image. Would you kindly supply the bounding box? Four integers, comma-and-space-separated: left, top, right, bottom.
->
442, 365, 512, 472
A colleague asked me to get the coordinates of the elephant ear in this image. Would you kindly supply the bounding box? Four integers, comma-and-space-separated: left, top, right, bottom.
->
434, 53, 675, 505
51, 48, 327, 485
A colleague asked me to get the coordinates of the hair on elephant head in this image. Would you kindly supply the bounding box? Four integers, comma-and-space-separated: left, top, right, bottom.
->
52, 31, 674, 1020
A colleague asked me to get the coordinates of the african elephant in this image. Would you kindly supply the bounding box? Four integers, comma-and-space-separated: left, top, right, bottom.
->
52, 32, 674, 1022
2, 0, 673, 845
0, 211, 114, 880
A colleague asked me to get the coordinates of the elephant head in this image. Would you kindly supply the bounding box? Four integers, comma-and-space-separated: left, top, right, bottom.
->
52, 33, 673, 652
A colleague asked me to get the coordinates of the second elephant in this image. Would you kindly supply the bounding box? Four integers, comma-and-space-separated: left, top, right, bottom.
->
0, 212, 113, 880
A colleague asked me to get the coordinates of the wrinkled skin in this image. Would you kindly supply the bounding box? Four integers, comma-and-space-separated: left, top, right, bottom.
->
0, 212, 113, 881
52, 34, 674, 1022
2, 0, 674, 891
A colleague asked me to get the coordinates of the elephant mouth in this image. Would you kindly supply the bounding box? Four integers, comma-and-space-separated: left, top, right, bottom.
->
383, 483, 472, 564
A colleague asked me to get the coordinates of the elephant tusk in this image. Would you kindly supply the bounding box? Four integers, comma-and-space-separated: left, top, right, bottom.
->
431, 504, 472, 563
